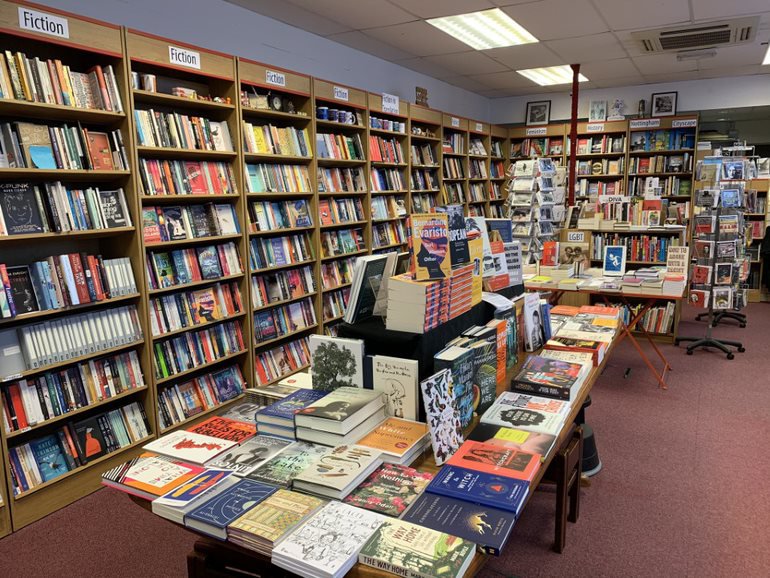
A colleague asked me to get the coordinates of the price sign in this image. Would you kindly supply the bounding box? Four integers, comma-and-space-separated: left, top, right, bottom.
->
381, 92, 399, 114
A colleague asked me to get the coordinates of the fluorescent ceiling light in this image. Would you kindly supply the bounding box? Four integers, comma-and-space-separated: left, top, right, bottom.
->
763, 44, 770, 65
427, 8, 538, 50
517, 65, 588, 86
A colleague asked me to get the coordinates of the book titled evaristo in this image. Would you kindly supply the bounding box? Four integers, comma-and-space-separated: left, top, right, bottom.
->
409, 213, 451, 280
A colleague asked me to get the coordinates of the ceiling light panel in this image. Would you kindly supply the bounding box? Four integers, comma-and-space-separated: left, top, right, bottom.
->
427, 8, 538, 50
763, 44, 770, 65
517, 65, 589, 85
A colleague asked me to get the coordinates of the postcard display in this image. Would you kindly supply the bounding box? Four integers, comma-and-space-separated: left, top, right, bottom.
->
506, 159, 563, 264
679, 154, 751, 358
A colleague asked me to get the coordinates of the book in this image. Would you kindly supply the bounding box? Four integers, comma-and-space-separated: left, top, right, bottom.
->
427, 464, 529, 515
480, 391, 569, 437
343, 463, 433, 517
309, 335, 365, 390
402, 492, 516, 556
187, 416, 256, 444
28, 434, 69, 482
435, 204, 470, 267
433, 345, 476, 429
101, 452, 204, 500
410, 213, 451, 280
420, 369, 463, 466
5, 265, 38, 313
0, 183, 45, 235
370, 355, 419, 421
216, 400, 264, 425
359, 518, 475, 577
512, 355, 589, 401
205, 435, 292, 476
247, 441, 328, 487
292, 444, 383, 499
446, 440, 540, 482
256, 389, 328, 432
143, 430, 237, 466
466, 423, 557, 459
354, 417, 429, 465
186, 478, 278, 540
522, 292, 544, 351
343, 255, 389, 324
151, 469, 236, 524
294, 387, 383, 435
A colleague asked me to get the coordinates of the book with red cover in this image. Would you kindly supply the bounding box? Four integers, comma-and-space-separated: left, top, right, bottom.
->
446, 440, 540, 483
578, 305, 621, 318
541, 241, 559, 266
68, 253, 92, 303
85, 131, 115, 170
186, 416, 256, 444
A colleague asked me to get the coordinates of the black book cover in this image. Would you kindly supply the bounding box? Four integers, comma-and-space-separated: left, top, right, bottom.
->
436, 204, 470, 267
72, 415, 109, 463
0, 183, 45, 235
6, 265, 39, 313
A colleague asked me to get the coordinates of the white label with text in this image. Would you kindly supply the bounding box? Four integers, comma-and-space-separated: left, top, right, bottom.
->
265, 70, 286, 87
451, 116, 460, 128
567, 232, 586, 242
598, 195, 631, 204
586, 123, 604, 133
525, 127, 547, 136
630, 118, 661, 129
475, 122, 484, 132
671, 119, 697, 128
381, 92, 399, 114
18, 7, 69, 38
333, 86, 349, 101
168, 46, 200, 70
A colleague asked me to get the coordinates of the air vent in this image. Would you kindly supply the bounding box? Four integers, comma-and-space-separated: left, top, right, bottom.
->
631, 17, 758, 53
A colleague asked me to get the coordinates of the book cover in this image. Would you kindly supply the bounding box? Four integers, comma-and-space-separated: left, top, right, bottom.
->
294, 445, 383, 492
196, 246, 223, 279
143, 430, 237, 465
29, 434, 70, 482
522, 292, 544, 352
152, 468, 234, 508
436, 204, 470, 267
288, 199, 312, 228
6, 266, 39, 313
433, 346, 475, 429
187, 416, 256, 444
346, 255, 388, 324
359, 518, 475, 575
86, 131, 114, 170
410, 213, 451, 280
428, 464, 529, 515
247, 441, 329, 487
258, 389, 328, 423
309, 335, 365, 390
466, 423, 557, 459
480, 392, 568, 436
186, 478, 277, 532
101, 452, 204, 496
72, 415, 110, 463
446, 440, 540, 482
371, 355, 419, 421
513, 355, 586, 400
205, 435, 292, 476
420, 369, 463, 466
294, 387, 382, 424
98, 190, 129, 228
355, 417, 428, 459
162, 206, 187, 240
343, 463, 433, 517
0, 183, 45, 235
402, 492, 516, 556
469, 338, 497, 416
142, 207, 162, 244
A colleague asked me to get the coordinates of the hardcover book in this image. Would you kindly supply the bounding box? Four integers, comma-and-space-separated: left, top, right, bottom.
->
205, 435, 292, 476
294, 387, 383, 434
410, 213, 451, 280
435, 204, 470, 267
293, 444, 383, 499
343, 463, 433, 517
512, 355, 588, 401
480, 392, 569, 437
420, 369, 463, 466
187, 416, 256, 444
247, 441, 328, 487
29, 434, 69, 482
370, 355, 419, 421
446, 440, 540, 482
143, 430, 237, 465
433, 345, 475, 429
257, 389, 328, 426
354, 417, 428, 462
402, 492, 516, 556
309, 335, 365, 390
467, 423, 557, 459
428, 464, 529, 515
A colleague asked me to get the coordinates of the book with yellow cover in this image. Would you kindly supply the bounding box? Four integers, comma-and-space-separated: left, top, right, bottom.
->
409, 213, 451, 280
355, 417, 429, 463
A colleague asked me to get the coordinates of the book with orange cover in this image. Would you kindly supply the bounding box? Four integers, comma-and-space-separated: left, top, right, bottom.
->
187, 416, 256, 444
446, 440, 540, 483
85, 130, 114, 170
355, 417, 428, 461
550, 305, 579, 316
578, 305, 621, 318
101, 452, 204, 500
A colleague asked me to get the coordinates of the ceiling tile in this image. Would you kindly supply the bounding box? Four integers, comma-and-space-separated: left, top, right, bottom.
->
501, 0, 609, 41
396, 57, 461, 80
467, 70, 536, 90
477, 88, 519, 98
697, 66, 764, 80
423, 51, 510, 75
632, 53, 698, 75
326, 30, 415, 61
579, 58, 640, 79
443, 75, 497, 91
387, 0, 496, 19
225, 0, 352, 36
697, 43, 769, 70
546, 33, 627, 63
283, 0, 416, 30
363, 21, 472, 56
485, 43, 564, 70
591, 0, 690, 31
692, 0, 770, 20
589, 74, 647, 88
642, 70, 701, 83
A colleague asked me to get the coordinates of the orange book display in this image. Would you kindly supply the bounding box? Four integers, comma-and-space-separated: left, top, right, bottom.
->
446, 440, 541, 482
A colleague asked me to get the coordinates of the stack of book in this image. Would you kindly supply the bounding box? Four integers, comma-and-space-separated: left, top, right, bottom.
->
151, 468, 237, 524
293, 387, 385, 446
246, 441, 328, 487
343, 463, 433, 517
205, 435, 291, 477
511, 354, 592, 402
354, 417, 430, 465
447, 263, 474, 319
142, 429, 237, 466
255, 389, 328, 440
480, 391, 571, 438
292, 444, 383, 499
385, 273, 446, 333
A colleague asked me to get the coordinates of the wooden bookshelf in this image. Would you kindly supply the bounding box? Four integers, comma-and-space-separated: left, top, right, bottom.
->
0, 440, 9, 538
408, 104, 443, 213
468, 120, 491, 217
567, 120, 628, 199
441, 114, 469, 213
489, 124, 509, 218
509, 123, 568, 165
0, 1, 156, 530
125, 30, 250, 434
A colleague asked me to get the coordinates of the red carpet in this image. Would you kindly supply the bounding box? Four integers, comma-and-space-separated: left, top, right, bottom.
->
1, 304, 768, 578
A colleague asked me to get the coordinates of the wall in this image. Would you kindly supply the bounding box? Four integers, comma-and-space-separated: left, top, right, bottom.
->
33, 0, 490, 120
490, 75, 770, 125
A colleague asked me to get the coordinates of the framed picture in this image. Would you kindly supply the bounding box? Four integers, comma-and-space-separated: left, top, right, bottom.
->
602, 245, 626, 277
525, 100, 550, 126
589, 100, 607, 122
651, 91, 677, 117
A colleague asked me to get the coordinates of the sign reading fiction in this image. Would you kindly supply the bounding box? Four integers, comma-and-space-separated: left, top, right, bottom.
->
333, 86, 349, 101
381, 93, 399, 115
168, 46, 201, 70
525, 127, 547, 136
672, 119, 697, 128
265, 70, 286, 87
18, 6, 69, 38
629, 118, 661, 129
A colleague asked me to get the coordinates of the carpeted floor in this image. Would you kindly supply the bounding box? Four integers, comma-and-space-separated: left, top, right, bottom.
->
1, 304, 768, 578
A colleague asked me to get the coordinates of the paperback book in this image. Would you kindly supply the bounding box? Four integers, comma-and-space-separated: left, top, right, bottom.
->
343, 463, 433, 517
292, 444, 383, 499
410, 213, 451, 280
480, 392, 569, 437
420, 369, 463, 466
143, 430, 237, 466
247, 441, 328, 487
446, 440, 540, 483
187, 416, 256, 444
370, 355, 419, 421
428, 464, 529, 516
205, 435, 292, 476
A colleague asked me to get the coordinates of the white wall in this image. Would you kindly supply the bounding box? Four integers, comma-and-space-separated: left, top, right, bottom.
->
490, 75, 770, 124
34, 0, 490, 120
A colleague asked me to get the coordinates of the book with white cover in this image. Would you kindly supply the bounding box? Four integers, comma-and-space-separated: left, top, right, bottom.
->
371, 355, 419, 421
480, 391, 570, 436
309, 335, 365, 389
272, 501, 385, 578
205, 435, 292, 476
539, 349, 595, 367
143, 430, 237, 465
292, 444, 383, 499
294, 387, 384, 434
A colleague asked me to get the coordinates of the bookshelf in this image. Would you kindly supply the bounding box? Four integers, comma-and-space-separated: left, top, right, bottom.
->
745, 178, 769, 301
441, 114, 468, 212
509, 123, 568, 165
0, 2, 155, 529
568, 120, 628, 200
368, 93, 409, 255
468, 120, 490, 217
408, 104, 443, 214
312, 79, 369, 338
0, 442, 9, 538
125, 30, 249, 434
489, 124, 509, 218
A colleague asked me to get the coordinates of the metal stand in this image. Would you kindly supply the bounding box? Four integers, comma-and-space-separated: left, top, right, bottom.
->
695, 310, 747, 328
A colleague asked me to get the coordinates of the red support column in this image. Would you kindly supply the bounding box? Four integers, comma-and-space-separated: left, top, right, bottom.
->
568, 63, 580, 206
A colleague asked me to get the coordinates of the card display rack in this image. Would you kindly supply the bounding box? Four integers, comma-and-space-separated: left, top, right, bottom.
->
441, 114, 469, 211
0, 3, 154, 530
468, 120, 491, 217
408, 104, 443, 214
125, 30, 249, 434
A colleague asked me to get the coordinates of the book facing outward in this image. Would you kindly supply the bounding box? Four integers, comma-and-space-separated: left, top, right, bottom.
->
354, 417, 429, 465
410, 213, 451, 281
295, 407, 386, 447
185, 478, 277, 540
428, 464, 529, 516
512, 355, 591, 401
143, 430, 237, 466
256, 389, 328, 440
186, 416, 256, 444
151, 469, 236, 524
370, 355, 419, 421
420, 369, 463, 466
101, 452, 203, 501
359, 518, 476, 578
227, 489, 325, 556
466, 423, 557, 461
343, 463, 433, 517
480, 392, 570, 437
309, 334, 366, 389
216, 400, 264, 425
272, 501, 385, 578
204, 435, 292, 476
292, 444, 383, 499
403, 492, 516, 557
246, 441, 328, 487
446, 441, 540, 483
294, 387, 384, 435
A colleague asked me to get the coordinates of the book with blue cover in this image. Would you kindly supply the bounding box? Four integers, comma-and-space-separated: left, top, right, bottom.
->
29, 434, 70, 482
185, 478, 277, 539
257, 389, 328, 427
402, 492, 516, 556
426, 464, 529, 516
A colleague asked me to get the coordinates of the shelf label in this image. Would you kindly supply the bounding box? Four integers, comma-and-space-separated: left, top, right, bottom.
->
630, 118, 661, 129
697, 141, 712, 151
333, 86, 349, 101
265, 70, 286, 87
567, 231, 586, 242
168, 46, 200, 70
475, 122, 484, 132
525, 127, 547, 136
451, 116, 460, 128
18, 6, 69, 38
672, 118, 697, 128
598, 195, 631, 204
586, 123, 605, 133
381, 92, 399, 114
